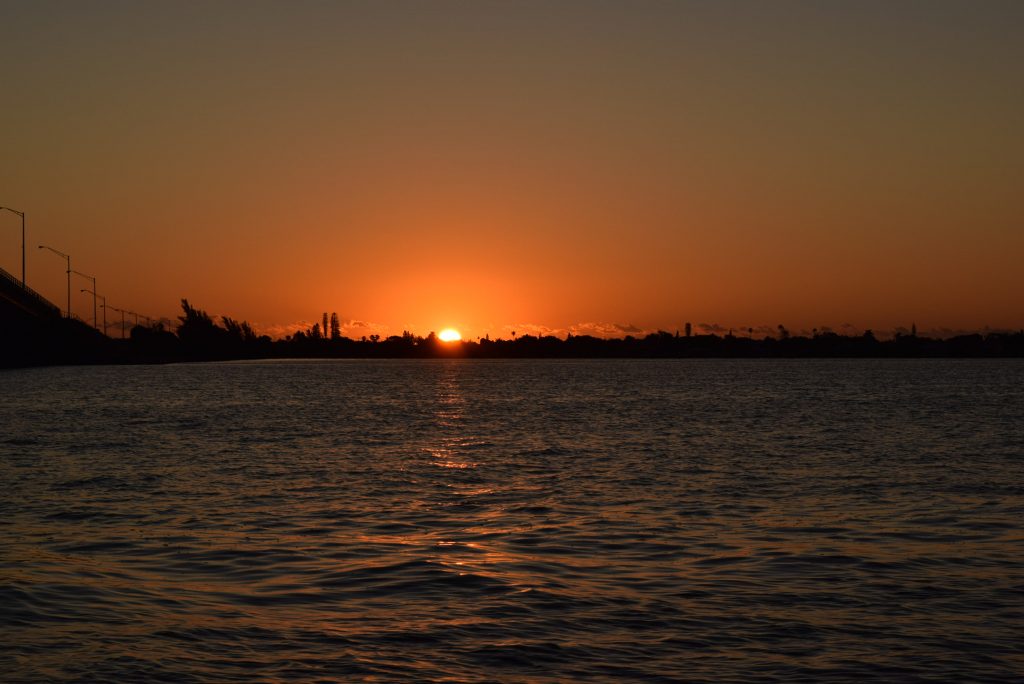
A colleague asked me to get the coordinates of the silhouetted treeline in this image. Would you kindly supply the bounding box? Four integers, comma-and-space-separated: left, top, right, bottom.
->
274, 328, 1024, 360
3, 300, 1024, 368
174, 299, 273, 360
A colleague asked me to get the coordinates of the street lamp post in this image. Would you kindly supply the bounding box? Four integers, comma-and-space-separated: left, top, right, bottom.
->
73, 270, 97, 330
83, 289, 106, 336
107, 305, 127, 339
100, 302, 112, 336
38, 244, 71, 318
0, 206, 25, 287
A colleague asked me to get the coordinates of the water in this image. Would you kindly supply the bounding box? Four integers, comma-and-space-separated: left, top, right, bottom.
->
1, 359, 1022, 682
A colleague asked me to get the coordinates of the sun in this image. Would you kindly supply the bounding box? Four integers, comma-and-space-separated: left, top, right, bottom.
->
438, 328, 462, 342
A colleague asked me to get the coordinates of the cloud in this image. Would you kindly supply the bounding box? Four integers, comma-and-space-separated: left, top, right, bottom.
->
504, 323, 561, 338
697, 322, 729, 335
342, 319, 389, 339
569, 321, 647, 338
913, 326, 1014, 339
493, 321, 653, 339
251, 317, 390, 340
255, 320, 312, 339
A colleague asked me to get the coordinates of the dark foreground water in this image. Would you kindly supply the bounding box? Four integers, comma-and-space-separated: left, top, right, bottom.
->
1, 359, 1022, 682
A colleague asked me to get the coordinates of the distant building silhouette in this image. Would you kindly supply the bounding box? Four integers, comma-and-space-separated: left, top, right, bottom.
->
685, 322, 692, 338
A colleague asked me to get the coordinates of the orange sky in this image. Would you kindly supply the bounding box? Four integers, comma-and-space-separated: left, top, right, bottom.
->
1, 2, 1022, 339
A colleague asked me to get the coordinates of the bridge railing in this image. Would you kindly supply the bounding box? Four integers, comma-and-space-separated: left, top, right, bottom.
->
0, 266, 62, 317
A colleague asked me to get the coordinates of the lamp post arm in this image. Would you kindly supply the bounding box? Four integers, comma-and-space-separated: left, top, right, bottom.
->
72, 271, 98, 330
38, 244, 69, 260
38, 244, 72, 318
1, 207, 26, 287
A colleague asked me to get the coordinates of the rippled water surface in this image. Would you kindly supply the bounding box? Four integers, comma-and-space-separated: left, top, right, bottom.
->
2, 359, 1023, 682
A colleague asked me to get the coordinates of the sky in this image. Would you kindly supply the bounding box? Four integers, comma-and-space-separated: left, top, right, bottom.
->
1, 1, 1021, 339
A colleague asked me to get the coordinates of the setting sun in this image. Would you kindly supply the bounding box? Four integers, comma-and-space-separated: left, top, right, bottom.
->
438, 328, 462, 342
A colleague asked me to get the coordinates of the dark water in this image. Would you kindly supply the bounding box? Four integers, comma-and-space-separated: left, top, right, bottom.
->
1, 359, 1022, 682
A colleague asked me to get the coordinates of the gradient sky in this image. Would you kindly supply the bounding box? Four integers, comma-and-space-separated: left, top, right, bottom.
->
1, 1, 1021, 339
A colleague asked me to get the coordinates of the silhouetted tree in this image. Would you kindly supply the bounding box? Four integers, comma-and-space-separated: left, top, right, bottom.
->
176, 299, 249, 360
177, 299, 224, 353
222, 316, 257, 344
330, 312, 341, 340
178, 299, 214, 330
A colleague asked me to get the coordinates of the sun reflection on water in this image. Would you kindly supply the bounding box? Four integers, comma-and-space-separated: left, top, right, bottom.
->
426, 363, 480, 469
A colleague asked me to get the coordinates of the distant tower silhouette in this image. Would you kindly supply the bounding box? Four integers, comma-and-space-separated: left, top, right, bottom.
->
685, 322, 692, 338
911, 322, 917, 337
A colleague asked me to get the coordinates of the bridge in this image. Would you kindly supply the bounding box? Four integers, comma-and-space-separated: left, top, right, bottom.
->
1, 265, 112, 368
0, 265, 62, 321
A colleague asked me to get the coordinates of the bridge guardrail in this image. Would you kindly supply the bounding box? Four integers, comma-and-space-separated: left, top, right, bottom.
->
0, 266, 63, 317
